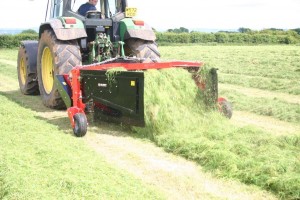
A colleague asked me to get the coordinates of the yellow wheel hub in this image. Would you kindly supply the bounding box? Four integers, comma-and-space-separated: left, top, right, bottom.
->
41, 47, 54, 94
20, 57, 26, 85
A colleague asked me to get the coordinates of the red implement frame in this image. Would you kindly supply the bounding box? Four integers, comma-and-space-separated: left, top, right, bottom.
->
81, 61, 203, 71
67, 61, 204, 128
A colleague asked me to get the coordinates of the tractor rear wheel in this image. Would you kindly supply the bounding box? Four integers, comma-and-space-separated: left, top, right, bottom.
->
17, 42, 39, 95
37, 29, 81, 109
125, 39, 160, 63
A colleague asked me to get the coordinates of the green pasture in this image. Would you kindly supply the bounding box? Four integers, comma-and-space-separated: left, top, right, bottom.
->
1, 46, 300, 199
0, 49, 164, 200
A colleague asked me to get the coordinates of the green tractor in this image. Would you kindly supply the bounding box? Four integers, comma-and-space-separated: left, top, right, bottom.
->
17, 0, 160, 109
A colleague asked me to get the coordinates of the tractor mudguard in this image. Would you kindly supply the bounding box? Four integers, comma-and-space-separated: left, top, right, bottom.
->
39, 18, 87, 41
120, 18, 156, 41
20, 41, 38, 74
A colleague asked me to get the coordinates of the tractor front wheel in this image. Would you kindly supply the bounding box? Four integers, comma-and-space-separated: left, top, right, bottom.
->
17, 42, 39, 95
37, 29, 81, 109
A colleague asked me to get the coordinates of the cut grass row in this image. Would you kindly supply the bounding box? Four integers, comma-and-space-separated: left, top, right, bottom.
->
0, 94, 164, 199
0, 49, 164, 199
160, 45, 300, 79
0, 61, 277, 200
141, 45, 300, 199
160, 45, 300, 95
133, 68, 300, 199
1, 47, 300, 199
220, 89, 300, 124
219, 73, 300, 95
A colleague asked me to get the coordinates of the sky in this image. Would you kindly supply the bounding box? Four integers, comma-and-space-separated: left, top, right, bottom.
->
0, 0, 299, 31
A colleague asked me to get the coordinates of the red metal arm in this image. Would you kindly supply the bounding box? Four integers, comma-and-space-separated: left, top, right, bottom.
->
80, 61, 203, 71
67, 67, 86, 128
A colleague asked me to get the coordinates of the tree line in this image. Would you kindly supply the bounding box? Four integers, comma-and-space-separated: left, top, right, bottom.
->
157, 27, 300, 44
1, 28, 300, 48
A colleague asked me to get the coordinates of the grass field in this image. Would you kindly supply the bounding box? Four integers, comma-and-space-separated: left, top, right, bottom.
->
1, 45, 300, 199
0, 49, 165, 199
141, 45, 300, 199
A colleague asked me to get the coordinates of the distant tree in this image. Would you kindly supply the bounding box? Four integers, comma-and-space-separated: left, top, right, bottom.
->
267, 28, 284, 31
291, 28, 300, 35
21, 29, 37, 34
238, 27, 252, 33
179, 27, 189, 33
167, 27, 189, 33
218, 30, 236, 33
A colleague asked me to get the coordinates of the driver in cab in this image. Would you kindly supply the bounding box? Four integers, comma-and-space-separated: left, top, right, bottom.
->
78, 0, 98, 16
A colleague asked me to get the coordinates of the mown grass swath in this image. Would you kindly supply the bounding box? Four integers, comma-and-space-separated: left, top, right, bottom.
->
1, 47, 300, 199
133, 45, 300, 199
220, 89, 300, 123
133, 67, 300, 199
0, 94, 164, 199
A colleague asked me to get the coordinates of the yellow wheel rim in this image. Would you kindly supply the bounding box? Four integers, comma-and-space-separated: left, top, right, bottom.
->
20, 57, 26, 85
41, 47, 54, 94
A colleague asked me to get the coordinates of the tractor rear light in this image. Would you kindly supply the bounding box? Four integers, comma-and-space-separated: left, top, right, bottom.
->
65, 18, 76, 24
133, 20, 144, 26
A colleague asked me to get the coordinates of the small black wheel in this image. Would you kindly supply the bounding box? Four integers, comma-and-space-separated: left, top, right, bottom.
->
73, 113, 88, 137
219, 100, 233, 119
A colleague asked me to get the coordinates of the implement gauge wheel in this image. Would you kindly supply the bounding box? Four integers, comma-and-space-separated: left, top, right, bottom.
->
125, 39, 160, 63
37, 29, 81, 109
17, 43, 39, 95
218, 99, 233, 119
73, 113, 88, 137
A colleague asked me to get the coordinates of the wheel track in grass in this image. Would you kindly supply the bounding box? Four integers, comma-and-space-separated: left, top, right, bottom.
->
0, 59, 16, 66
219, 72, 300, 95
230, 110, 300, 136
0, 65, 278, 200
84, 128, 277, 200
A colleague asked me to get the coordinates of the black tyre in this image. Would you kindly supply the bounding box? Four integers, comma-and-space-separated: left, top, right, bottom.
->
125, 39, 160, 63
219, 100, 233, 119
73, 113, 88, 137
37, 29, 81, 109
17, 42, 39, 95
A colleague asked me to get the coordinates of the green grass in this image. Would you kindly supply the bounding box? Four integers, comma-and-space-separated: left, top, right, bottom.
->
0, 63, 17, 79
220, 89, 300, 123
0, 94, 164, 199
133, 68, 300, 199
0, 48, 18, 61
160, 45, 300, 94
219, 73, 300, 95
1, 47, 300, 199
0, 48, 165, 199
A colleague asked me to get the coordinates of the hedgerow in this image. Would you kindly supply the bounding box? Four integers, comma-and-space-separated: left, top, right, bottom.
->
1, 29, 299, 48
156, 31, 300, 45
0, 33, 38, 48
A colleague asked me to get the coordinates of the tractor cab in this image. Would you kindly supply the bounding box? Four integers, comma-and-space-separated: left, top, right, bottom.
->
48, 0, 126, 18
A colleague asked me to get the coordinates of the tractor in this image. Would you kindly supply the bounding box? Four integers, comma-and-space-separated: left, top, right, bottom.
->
17, 0, 232, 137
